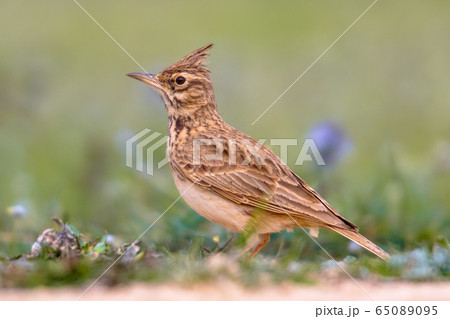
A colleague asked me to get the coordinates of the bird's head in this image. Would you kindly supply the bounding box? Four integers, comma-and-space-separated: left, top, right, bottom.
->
128, 44, 215, 114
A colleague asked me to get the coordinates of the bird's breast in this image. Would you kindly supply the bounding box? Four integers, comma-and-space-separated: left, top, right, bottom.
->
172, 172, 251, 233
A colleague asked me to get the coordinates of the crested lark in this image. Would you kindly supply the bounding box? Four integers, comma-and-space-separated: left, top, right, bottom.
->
128, 44, 390, 260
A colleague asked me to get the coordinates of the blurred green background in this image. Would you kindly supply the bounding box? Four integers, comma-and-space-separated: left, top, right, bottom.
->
0, 0, 449, 264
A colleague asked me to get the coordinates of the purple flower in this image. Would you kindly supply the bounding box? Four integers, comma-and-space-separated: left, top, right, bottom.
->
307, 121, 352, 167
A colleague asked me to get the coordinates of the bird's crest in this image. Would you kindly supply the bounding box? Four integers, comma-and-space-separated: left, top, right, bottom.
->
162, 44, 213, 75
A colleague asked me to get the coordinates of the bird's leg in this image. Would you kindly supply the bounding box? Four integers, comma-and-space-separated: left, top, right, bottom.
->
241, 234, 259, 256
216, 233, 236, 253
249, 233, 270, 258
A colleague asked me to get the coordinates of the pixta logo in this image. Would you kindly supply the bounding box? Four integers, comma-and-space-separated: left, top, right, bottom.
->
126, 129, 168, 175
126, 129, 327, 176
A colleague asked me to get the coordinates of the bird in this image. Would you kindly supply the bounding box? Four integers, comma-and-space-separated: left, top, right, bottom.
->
127, 44, 390, 260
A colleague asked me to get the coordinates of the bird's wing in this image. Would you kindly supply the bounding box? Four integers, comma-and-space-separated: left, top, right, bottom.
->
172, 134, 357, 230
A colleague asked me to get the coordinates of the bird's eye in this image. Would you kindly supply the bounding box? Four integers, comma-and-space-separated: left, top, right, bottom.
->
175, 76, 186, 85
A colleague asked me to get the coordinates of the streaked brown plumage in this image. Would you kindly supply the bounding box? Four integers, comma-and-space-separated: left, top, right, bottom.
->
128, 44, 390, 260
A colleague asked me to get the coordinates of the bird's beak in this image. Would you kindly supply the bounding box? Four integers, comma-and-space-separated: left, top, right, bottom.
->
127, 73, 162, 90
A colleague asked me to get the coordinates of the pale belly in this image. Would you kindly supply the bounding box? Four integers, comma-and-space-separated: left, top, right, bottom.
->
173, 175, 250, 232
172, 173, 293, 234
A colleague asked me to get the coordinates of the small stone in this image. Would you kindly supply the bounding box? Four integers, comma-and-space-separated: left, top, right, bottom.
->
31, 242, 42, 257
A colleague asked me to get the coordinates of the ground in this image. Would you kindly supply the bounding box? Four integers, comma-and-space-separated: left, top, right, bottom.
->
1, 280, 449, 301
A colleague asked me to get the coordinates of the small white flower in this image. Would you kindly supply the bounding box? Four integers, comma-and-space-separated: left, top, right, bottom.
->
6, 204, 27, 218
105, 234, 115, 244
348, 241, 362, 253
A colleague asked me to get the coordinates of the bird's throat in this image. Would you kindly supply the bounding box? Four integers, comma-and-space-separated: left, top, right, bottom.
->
167, 104, 223, 142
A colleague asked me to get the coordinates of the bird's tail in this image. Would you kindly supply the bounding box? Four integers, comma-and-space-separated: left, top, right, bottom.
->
331, 227, 390, 261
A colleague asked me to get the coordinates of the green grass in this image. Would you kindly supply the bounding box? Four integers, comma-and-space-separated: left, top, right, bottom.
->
0, 218, 448, 288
